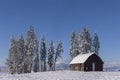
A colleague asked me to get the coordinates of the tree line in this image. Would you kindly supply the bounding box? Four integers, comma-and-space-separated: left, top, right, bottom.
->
6, 26, 63, 74
70, 28, 100, 59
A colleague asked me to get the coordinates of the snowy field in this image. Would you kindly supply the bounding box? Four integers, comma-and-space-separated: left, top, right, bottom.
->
0, 71, 120, 80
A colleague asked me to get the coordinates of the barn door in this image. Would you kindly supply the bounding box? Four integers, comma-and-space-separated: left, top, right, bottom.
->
92, 62, 95, 71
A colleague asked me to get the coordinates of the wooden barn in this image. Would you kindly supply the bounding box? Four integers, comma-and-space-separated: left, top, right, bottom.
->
70, 52, 103, 71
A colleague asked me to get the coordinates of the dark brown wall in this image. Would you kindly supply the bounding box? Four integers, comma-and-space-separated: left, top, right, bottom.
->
84, 54, 103, 71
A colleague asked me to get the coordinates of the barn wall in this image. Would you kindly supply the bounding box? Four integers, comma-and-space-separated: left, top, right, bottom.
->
70, 64, 85, 71
84, 54, 103, 71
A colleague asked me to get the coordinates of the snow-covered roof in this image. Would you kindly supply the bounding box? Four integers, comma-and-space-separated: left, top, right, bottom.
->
70, 52, 95, 64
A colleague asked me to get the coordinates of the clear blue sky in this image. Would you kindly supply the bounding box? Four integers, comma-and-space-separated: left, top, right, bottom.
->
0, 0, 120, 66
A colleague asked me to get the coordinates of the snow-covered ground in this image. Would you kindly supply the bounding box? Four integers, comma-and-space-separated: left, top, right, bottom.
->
0, 71, 120, 80
0, 61, 120, 80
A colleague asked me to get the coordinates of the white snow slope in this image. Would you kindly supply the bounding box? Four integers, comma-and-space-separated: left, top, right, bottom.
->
0, 71, 120, 80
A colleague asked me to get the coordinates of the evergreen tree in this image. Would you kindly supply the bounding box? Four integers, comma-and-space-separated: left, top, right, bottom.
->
54, 40, 63, 70
93, 33, 100, 55
48, 40, 55, 71
70, 32, 79, 60
33, 35, 39, 72
16, 34, 25, 74
80, 28, 92, 54
80, 32, 87, 54
6, 36, 17, 74
83, 28, 92, 52
25, 26, 39, 72
25, 27, 34, 73
40, 35, 47, 71
34, 53, 39, 72
24, 43, 32, 73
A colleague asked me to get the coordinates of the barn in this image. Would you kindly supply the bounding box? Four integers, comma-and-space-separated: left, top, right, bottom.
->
70, 52, 103, 71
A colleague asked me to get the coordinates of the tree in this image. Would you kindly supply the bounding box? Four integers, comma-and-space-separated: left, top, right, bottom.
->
70, 32, 79, 60
16, 34, 25, 74
6, 36, 17, 74
80, 32, 87, 54
40, 35, 47, 71
80, 28, 92, 54
33, 35, 39, 72
24, 44, 32, 73
93, 33, 100, 55
48, 40, 55, 71
34, 53, 39, 72
83, 28, 92, 52
54, 40, 63, 70
25, 26, 39, 72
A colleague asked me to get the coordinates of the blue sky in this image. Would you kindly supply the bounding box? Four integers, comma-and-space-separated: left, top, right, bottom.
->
0, 0, 120, 66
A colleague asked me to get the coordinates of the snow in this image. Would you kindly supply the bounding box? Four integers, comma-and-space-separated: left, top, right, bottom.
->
0, 71, 120, 80
70, 52, 94, 64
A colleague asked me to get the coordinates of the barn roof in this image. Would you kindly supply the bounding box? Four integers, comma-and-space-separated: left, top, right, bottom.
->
70, 52, 95, 64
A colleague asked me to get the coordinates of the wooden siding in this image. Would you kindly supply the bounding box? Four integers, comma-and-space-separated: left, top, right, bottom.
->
70, 64, 84, 71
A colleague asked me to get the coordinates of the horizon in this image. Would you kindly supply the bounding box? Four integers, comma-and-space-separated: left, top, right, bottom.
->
0, 0, 120, 66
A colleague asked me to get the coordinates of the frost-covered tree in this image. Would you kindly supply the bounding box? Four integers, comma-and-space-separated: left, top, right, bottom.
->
93, 33, 100, 55
16, 34, 25, 74
40, 35, 47, 71
34, 53, 39, 72
54, 41, 63, 70
80, 32, 87, 54
48, 40, 55, 71
33, 36, 39, 72
83, 28, 92, 52
24, 27, 34, 73
70, 32, 79, 59
24, 44, 32, 73
25, 26, 39, 72
6, 36, 17, 74
80, 28, 92, 54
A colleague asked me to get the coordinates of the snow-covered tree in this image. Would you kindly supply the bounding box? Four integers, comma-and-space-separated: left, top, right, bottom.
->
24, 44, 32, 73
34, 53, 39, 72
93, 33, 100, 55
80, 32, 87, 54
48, 40, 55, 71
83, 28, 92, 52
33, 36, 39, 72
6, 36, 17, 74
25, 26, 39, 72
24, 27, 33, 73
40, 35, 47, 71
70, 32, 79, 59
80, 28, 92, 54
16, 34, 25, 74
54, 40, 63, 70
